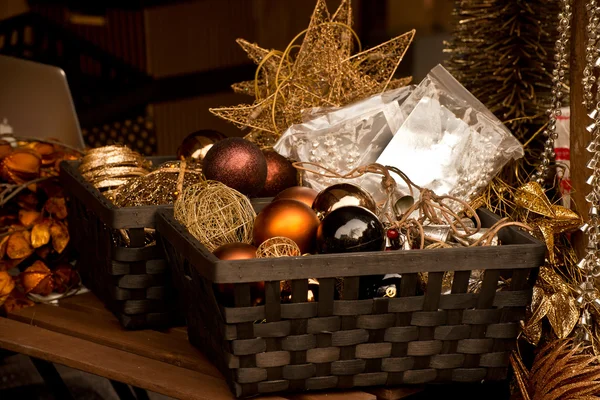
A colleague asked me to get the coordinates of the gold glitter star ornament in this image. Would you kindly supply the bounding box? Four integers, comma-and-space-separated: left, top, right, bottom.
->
210, 0, 415, 147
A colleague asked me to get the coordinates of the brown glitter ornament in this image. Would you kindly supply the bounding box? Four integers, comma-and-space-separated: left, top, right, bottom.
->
253, 199, 319, 254
177, 129, 226, 161
210, 0, 415, 146
174, 181, 256, 252
257, 150, 298, 197
202, 137, 267, 196
273, 186, 318, 208
256, 237, 301, 258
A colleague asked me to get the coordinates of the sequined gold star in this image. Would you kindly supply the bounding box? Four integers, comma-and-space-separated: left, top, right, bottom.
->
209, 0, 415, 148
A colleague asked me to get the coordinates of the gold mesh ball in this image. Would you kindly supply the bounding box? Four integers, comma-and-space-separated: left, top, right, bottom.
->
256, 236, 301, 258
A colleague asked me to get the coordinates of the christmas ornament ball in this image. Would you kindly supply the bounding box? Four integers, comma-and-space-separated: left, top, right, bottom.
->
253, 199, 319, 254
202, 137, 267, 196
177, 129, 226, 161
316, 205, 386, 254
312, 183, 377, 219
257, 150, 298, 197
273, 186, 318, 208
213, 243, 257, 260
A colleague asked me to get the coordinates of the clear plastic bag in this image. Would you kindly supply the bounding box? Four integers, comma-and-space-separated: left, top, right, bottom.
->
376, 64, 524, 209
273, 86, 414, 202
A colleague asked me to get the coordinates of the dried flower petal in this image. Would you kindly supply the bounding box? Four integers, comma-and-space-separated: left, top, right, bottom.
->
53, 264, 79, 293
50, 221, 69, 253
35, 245, 52, 260
0, 235, 8, 259
44, 197, 67, 220
16, 192, 38, 210
21, 260, 53, 295
0, 271, 15, 306
2, 291, 34, 313
31, 219, 52, 248
6, 231, 34, 259
18, 210, 41, 227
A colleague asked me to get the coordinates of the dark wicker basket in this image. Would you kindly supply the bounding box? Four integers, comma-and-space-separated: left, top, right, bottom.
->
59, 157, 180, 329
156, 205, 545, 398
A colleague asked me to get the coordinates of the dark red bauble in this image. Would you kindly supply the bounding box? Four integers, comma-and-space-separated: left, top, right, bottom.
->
253, 199, 320, 254
202, 137, 267, 196
177, 129, 226, 161
273, 186, 318, 208
257, 150, 298, 197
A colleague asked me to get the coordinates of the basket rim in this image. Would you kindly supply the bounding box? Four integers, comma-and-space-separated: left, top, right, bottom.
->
59, 157, 174, 229
156, 207, 546, 284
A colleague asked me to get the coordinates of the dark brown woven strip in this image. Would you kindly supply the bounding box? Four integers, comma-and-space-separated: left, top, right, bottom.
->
331, 359, 366, 375
122, 299, 163, 315
236, 368, 267, 384
452, 368, 487, 382
338, 276, 360, 389
434, 325, 471, 341
355, 343, 392, 359
253, 321, 291, 338
145, 259, 168, 274
492, 290, 533, 307
306, 347, 340, 363
231, 338, 267, 356
438, 293, 478, 309
402, 369, 437, 384
280, 302, 318, 319
456, 339, 494, 354
333, 299, 373, 315
282, 364, 316, 380
146, 286, 165, 299
387, 296, 424, 313
331, 329, 369, 347
223, 324, 237, 340
411, 310, 447, 327
479, 352, 509, 368
307, 316, 340, 333
305, 376, 338, 390
384, 326, 419, 342
223, 305, 266, 324
110, 261, 131, 275
317, 278, 335, 317
255, 351, 290, 368
281, 334, 317, 351
485, 323, 519, 339
356, 313, 396, 329
406, 340, 443, 356
112, 244, 162, 262
429, 353, 465, 369
117, 274, 164, 289
257, 380, 289, 393
224, 352, 239, 369
353, 372, 387, 387
112, 287, 143, 301
380, 357, 414, 372
462, 309, 501, 325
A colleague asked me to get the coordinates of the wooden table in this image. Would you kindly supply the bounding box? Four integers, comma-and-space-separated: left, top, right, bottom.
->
0, 292, 424, 400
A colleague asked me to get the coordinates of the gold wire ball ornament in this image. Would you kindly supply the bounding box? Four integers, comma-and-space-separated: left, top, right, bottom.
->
109, 160, 204, 207
209, 0, 415, 147
174, 181, 256, 252
255, 236, 302, 258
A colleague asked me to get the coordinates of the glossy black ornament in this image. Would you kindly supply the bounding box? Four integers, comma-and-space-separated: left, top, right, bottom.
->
312, 183, 377, 220
316, 205, 385, 254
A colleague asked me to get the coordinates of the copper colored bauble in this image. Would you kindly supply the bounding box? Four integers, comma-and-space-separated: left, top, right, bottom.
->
253, 199, 319, 254
257, 150, 297, 197
213, 243, 257, 260
273, 186, 318, 208
316, 206, 385, 254
212, 243, 263, 306
177, 129, 226, 161
202, 137, 267, 196
312, 183, 377, 220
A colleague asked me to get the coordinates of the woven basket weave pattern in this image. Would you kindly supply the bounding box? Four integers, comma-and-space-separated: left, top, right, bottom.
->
158, 208, 543, 398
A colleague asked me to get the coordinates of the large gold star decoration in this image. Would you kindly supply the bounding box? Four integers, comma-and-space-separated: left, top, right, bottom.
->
514, 182, 582, 265
209, 0, 415, 148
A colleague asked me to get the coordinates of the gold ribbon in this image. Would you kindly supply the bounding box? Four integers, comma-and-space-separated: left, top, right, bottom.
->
514, 182, 582, 265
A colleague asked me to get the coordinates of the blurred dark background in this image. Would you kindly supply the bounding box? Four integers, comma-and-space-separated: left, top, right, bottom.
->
0, 0, 453, 155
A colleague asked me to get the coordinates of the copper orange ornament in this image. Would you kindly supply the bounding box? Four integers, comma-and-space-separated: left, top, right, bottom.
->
213, 243, 257, 260
273, 186, 318, 208
213, 242, 262, 306
253, 199, 319, 254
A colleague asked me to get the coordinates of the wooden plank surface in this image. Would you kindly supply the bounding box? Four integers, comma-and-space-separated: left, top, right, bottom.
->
8, 294, 218, 377
0, 318, 235, 400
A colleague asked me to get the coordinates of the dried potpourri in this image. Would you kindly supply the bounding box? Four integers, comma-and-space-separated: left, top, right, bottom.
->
0, 136, 81, 313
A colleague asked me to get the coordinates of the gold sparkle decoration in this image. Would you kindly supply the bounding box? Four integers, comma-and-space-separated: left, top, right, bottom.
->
514, 182, 582, 265
210, 0, 415, 147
